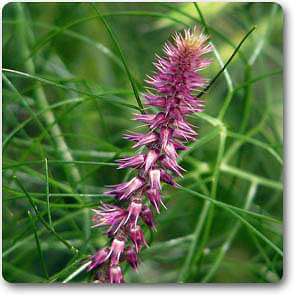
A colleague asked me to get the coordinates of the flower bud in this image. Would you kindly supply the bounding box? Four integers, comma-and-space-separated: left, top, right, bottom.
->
141, 205, 156, 230
129, 225, 148, 253
87, 247, 110, 271
149, 169, 161, 190
109, 238, 125, 266
117, 154, 145, 169
145, 188, 165, 213
124, 198, 142, 227
144, 149, 160, 173
126, 247, 139, 270
160, 126, 172, 151
109, 265, 124, 284
105, 176, 145, 200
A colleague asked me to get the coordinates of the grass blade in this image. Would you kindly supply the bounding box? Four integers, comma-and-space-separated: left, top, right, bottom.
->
198, 25, 256, 98
202, 182, 258, 282
178, 127, 227, 282
62, 261, 91, 283
13, 176, 78, 253
220, 164, 283, 190
2, 68, 141, 112
28, 210, 49, 279
44, 158, 52, 229
180, 186, 281, 221
180, 186, 283, 256
90, 4, 144, 111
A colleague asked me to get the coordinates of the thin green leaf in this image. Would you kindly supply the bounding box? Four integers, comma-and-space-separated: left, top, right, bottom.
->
202, 182, 258, 282
44, 158, 52, 229
2, 68, 141, 111
27, 210, 49, 279
90, 4, 144, 111
199, 25, 256, 98
62, 261, 91, 283
13, 176, 78, 253
220, 164, 283, 190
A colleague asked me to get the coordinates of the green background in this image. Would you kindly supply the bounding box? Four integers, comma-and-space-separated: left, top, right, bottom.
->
2, 2, 283, 283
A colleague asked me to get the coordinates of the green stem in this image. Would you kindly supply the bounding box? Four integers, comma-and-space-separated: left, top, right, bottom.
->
202, 182, 258, 282
198, 26, 256, 98
220, 164, 282, 190
193, 2, 236, 96
44, 158, 52, 229
62, 261, 91, 283
15, 3, 81, 188
15, 3, 91, 240
192, 128, 227, 272
14, 176, 78, 253
28, 210, 49, 279
239, 64, 253, 133
178, 127, 227, 282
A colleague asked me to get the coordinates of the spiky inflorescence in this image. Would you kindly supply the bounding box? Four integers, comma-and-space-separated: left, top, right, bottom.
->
87, 28, 211, 283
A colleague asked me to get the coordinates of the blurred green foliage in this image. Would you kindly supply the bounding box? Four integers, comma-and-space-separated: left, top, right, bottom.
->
2, 2, 283, 283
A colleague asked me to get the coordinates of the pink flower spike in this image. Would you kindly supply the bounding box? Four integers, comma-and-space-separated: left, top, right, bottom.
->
88, 28, 211, 281
109, 265, 124, 284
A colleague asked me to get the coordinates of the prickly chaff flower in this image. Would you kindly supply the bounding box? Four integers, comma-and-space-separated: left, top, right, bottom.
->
87, 28, 211, 283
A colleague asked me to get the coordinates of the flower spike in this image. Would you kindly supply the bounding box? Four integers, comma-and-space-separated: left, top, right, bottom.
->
87, 27, 211, 283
